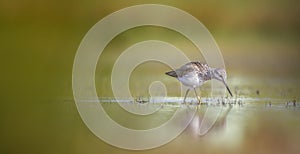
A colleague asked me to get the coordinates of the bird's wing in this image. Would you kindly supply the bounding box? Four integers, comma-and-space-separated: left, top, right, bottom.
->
194, 62, 211, 79
176, 62, 209, 78
176, 63, 196, 77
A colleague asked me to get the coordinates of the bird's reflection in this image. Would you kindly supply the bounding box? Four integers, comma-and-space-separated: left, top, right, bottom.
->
187, 105, 233, 137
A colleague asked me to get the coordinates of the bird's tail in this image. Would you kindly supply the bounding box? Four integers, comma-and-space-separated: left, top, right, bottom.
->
165, 70, 178, 78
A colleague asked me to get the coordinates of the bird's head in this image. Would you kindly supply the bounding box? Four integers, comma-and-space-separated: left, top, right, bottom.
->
212, 68, 232, 97
212, 68, 227, 81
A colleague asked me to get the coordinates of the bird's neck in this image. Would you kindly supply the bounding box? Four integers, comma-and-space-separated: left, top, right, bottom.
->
209, 67, 217, 79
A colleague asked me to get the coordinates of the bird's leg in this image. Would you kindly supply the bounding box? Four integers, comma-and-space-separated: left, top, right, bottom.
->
183, 88, 190, 104
193, 88, 201, 105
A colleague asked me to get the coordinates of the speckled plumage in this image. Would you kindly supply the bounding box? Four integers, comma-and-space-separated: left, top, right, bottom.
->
180, 62, 212, 81
166, 61, 232, 103
166, 62, 212, 88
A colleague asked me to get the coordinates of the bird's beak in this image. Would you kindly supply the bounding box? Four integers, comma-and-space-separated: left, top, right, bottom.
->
222, 79, 233, 97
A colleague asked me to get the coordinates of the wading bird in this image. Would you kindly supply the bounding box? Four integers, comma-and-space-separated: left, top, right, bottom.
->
166, 62, 232, 104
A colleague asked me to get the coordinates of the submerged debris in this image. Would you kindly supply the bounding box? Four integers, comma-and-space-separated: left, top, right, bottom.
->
135, 96, 149, 104
286, 99, 297, 108
99, 96, 248, 107
265, 101, 272, 107
256, 90, 260, 95
214, 97, 243, 107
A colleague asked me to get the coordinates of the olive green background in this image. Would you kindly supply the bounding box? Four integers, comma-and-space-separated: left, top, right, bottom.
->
1, 0, 300, 154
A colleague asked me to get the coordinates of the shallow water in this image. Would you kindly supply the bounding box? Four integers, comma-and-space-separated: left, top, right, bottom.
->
72, 95, 300, 154
3, 45, 300, 154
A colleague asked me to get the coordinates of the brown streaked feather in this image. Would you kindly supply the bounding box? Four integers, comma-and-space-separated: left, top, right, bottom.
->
176, 62, 211, 81
165, 62, 212, 81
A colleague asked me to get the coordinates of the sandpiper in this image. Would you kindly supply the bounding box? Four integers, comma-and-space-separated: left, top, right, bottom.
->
165, 62, 232, 104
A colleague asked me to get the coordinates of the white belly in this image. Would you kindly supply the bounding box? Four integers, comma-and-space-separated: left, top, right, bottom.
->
178, 73, 204, 88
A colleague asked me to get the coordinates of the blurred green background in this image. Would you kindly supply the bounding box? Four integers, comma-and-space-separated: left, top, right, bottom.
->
1, 0, 300, 154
